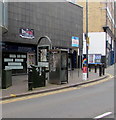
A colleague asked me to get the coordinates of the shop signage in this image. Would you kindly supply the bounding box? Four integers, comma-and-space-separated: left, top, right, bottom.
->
19, 28, 34, 39
2, 44, 36, 53
95, 54, 101, 63
88, 54, 94, 63
72, 36, 79, 47
88, 54, 101, 64
5, 66, 23, 70
3, 53, 27, 71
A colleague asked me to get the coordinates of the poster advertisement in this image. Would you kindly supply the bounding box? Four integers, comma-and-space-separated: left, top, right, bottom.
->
88, 54, 94, 63
95, 54, 101, 63
40, 49, 47, 62
49, 52, 59, 72
88, 54, 101, 64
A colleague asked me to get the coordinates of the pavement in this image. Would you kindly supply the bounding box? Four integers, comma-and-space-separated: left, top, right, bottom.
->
1, 65, 114, 100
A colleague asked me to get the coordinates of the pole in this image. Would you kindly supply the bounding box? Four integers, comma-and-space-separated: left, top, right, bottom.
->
86, 0, 89, 78
105, 1, 108, 68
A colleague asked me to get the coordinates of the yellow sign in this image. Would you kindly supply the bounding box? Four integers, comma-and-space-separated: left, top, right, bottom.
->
87, 37, 89, 44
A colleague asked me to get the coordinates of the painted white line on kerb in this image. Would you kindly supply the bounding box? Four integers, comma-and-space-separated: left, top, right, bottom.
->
94, 112, 112, 119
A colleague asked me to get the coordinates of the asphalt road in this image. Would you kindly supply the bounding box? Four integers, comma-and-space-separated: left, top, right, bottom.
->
2, 76, 114, 119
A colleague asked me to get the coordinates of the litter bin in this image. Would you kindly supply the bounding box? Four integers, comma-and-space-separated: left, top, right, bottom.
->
28, 65, 46, 90
2, 69, 12, 89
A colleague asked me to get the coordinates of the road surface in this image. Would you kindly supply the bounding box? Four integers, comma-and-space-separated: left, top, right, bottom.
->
2, 75, 114, 119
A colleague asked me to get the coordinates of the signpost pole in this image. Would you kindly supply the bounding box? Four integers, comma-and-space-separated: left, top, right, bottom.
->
82, 64, 87, 80
86, 0, 89, 78
71, 36, 80, 78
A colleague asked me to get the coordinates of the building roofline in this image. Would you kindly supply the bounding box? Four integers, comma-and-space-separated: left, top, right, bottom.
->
67, 1, 83, 9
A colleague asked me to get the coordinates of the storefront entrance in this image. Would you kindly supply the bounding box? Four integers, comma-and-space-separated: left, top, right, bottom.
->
2, 52, 27, 74
2, 42, 36, 75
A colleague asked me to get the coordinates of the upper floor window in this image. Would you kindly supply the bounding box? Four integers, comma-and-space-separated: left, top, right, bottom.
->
0, 0, 8, 33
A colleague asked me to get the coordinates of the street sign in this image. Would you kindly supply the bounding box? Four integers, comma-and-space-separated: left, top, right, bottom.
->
86, 37, 90, 47
87, 37, 89, 44
72, 36, 79, 47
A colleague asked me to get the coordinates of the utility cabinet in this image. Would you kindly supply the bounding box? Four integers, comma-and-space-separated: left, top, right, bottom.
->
2, 69, 12, 89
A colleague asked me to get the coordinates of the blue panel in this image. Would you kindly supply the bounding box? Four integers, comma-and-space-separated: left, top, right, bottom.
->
72, 36, 79, 47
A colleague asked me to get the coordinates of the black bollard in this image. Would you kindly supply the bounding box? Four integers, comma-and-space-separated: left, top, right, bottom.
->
28, 82, 33, 91
102, 63, 105, 75
95, 64, 97, 73
99, 64, 102, 76
28, 68, 33, 91
89, 64, 91, 72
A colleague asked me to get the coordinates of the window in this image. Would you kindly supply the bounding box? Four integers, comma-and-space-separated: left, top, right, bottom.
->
0, 1, 8, 33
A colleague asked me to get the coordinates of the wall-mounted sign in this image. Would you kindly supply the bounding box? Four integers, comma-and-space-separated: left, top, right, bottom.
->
15, 59, 24, 62
72, 36, 79, 47
4, 58, 13, 62
88, 54, 94, 63
19, 28, 34, 39
5, 66, 23, 70
88, 54, 101, 64
9, 54, 16, 58
95, 54, 101, 63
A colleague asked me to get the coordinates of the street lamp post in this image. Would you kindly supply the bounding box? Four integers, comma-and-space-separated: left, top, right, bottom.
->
86, 0, 89, 78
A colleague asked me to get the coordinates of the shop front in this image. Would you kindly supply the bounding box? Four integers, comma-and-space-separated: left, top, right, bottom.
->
2, 42, 36, 75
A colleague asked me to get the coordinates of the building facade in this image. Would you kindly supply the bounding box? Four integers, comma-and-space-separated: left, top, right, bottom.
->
77, 0, 115, 67
2, 2, 83, 74
114, 1, 116, 63
0, 0, 8, 88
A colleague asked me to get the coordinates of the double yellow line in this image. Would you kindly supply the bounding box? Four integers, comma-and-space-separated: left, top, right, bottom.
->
1, 74, 114, 104
81, 74, 114, 88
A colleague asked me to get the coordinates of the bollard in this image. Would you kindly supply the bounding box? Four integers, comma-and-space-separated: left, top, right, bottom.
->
89, 64, 91, 72
28, 82, 33, 91
102, 63, 105, 75
95, 64, 97, 73
99, 64, 102, 76
28, 68, 33, 91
